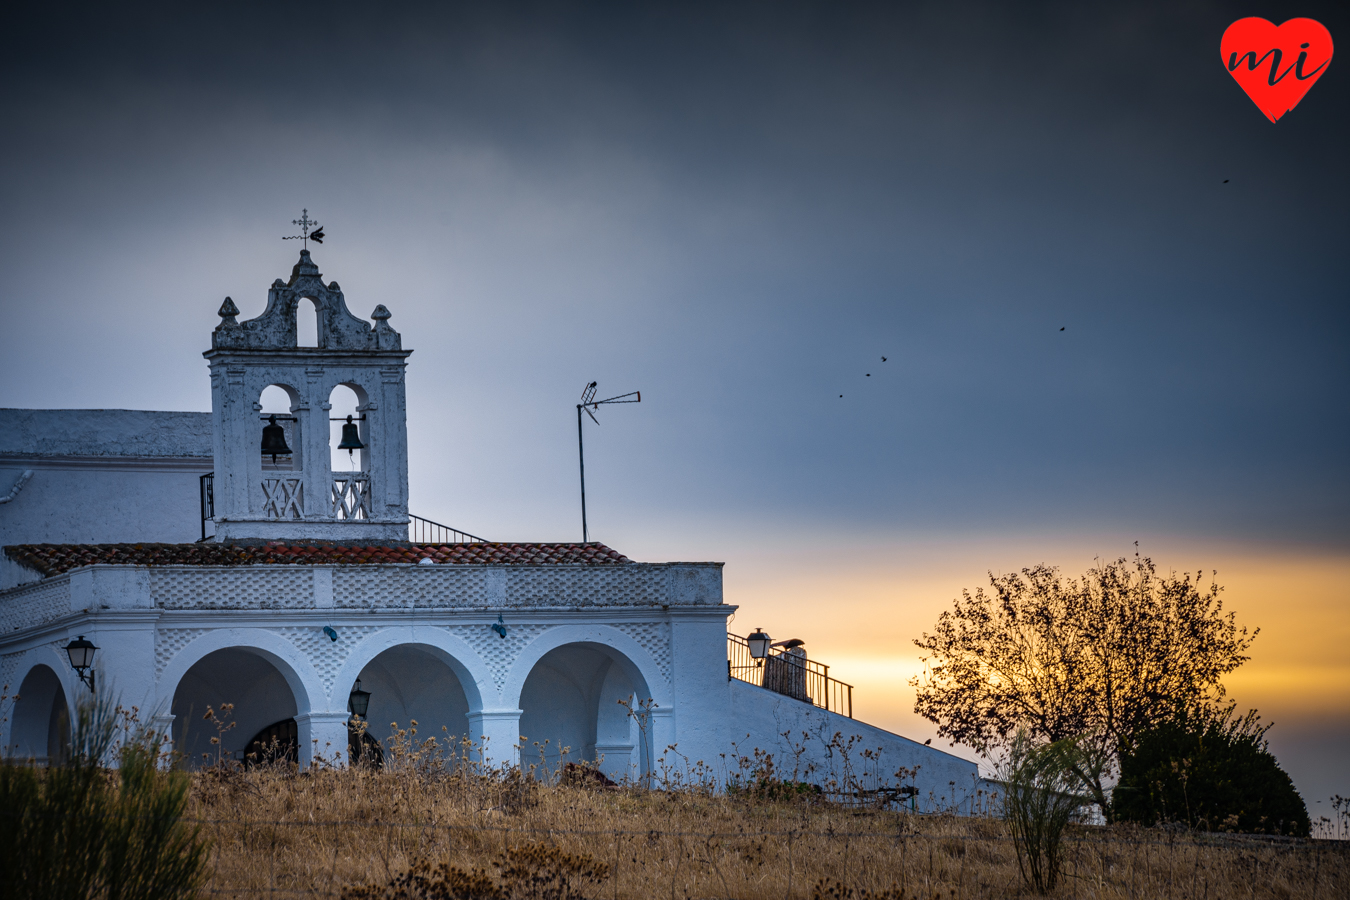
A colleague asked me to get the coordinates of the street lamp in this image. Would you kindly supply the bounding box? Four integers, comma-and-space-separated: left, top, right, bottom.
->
65, 635, 98, 690
348, 679, 371, 719
747, 629, 772, 660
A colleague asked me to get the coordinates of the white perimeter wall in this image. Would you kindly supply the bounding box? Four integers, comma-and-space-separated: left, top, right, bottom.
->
728, 679, 989, 813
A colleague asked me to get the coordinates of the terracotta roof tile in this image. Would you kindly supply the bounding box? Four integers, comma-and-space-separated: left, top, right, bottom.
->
2, 541, 631, 578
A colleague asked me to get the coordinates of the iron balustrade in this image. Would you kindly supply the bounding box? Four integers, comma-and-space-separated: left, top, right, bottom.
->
199, 472, 214, 542
727, 632, 853, 718
408, 514, 488, 544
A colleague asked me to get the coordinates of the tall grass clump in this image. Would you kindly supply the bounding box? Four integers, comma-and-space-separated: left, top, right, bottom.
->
1001, 729, 1090, 894
0, 692, 209, 900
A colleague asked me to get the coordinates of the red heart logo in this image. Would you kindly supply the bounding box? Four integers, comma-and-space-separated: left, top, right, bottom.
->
1221, 18, 1333, 122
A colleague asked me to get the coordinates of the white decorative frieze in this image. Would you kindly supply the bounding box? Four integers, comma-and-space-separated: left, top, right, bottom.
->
451, 623, 548, 691
613, 622, 673, 685
502, 567, 668, 608
155, 628, 209, 678
151, 568, 314, 610
273, 624, 381, 693
0, 578, 71, 633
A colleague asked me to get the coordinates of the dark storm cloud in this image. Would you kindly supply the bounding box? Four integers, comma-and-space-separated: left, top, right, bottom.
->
1, 0, 1346, 543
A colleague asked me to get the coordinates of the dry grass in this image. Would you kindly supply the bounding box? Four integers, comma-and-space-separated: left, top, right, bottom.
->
189, 762, 1348, 899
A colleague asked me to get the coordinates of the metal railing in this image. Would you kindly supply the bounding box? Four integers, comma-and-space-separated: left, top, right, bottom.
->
408, 514, 488, 544
727, 632, 853, 718
199, 472, 214, 542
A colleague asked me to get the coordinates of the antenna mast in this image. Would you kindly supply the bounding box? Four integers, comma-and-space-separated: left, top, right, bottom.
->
575, 382, 640, 543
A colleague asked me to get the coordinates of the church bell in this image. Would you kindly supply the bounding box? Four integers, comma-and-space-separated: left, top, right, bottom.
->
260, 415, 293, 462
338, 415, 365, 455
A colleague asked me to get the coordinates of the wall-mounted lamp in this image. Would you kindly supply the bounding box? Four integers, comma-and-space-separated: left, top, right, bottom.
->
490, 614, 507, 639
747, 629, 772, 660
323, 625, 338, 642
65, 635, 98, 690
348, 678, 371, 718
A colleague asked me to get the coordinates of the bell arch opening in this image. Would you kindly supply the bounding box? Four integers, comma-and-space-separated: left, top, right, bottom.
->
170, 648, 299, 769
297, 296, 319, 348
350, 644, 471, 765
259, 384, 301, 472
7, 664, 70, 764
328, 383, 367, 473
518, 643, 652, 783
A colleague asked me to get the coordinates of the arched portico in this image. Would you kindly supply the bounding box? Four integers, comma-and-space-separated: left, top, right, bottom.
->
6, 650, 76, 763
157, 629, 328, 768
333, 628, 492, 766
505, 625, 670, 783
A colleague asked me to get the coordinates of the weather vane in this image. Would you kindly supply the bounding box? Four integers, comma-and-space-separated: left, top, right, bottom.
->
283, 209, 325, 248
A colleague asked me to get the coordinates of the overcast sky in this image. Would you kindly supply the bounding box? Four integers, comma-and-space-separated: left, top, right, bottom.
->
1, 0, 1345, 804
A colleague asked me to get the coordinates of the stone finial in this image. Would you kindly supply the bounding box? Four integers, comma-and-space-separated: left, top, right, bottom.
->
217, 297, 240, 327
371, 304, 400, 350
328, 281, 341, 292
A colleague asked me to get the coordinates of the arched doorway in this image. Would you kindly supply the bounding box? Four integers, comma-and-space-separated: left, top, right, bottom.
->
170, 648, 299, 768
518, 643, 650, 783
352, 645, 471, 763
8, 665, 70, 764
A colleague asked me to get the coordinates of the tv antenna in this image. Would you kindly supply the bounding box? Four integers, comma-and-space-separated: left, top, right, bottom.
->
283, 209, 325, 248
576, 381, 640, 543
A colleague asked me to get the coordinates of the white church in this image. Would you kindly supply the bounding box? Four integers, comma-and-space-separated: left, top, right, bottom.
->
0, 247, 982, 808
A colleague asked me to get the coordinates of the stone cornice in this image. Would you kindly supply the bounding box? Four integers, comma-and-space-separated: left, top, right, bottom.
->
0, 455, 212, 472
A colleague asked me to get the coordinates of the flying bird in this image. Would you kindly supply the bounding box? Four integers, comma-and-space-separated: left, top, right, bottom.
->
881, 357, 887, 362
839, 394, 843, 398
1060, 327, 1065, 331
865, 373, 870, 377
1223, 179, 1230, 183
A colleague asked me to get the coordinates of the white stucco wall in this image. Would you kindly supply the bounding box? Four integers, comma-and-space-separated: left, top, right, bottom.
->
0, 409, 214, 589
728, 679, 987, 813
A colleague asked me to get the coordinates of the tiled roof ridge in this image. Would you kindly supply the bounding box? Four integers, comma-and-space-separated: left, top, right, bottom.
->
3, 541, 632, 578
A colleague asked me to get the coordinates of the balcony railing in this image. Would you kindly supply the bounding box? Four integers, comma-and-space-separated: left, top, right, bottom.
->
727, 632, 853, 718
408, 514, 488, 544
199, 472, 214, 542
331, 472, 370, 519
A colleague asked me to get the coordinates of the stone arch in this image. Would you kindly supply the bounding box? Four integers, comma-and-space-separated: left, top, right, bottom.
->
505, 625, 669, 781
157, 628, 324, 719
5, 647, 77, 761
160, 630, 324, 769
333, 627, 491, 712
258, 383, 302, 414
502, 625, 669, 710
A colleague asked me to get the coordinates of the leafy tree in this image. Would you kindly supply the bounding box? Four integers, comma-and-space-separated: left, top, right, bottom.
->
911, 554, 1256, 815
1113, 704, 1309, 836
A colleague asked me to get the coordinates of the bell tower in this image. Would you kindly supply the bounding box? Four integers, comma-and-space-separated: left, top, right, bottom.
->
203, 250, 412, 542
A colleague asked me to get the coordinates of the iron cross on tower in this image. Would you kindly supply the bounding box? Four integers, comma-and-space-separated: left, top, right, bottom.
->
283, 209, 325, 248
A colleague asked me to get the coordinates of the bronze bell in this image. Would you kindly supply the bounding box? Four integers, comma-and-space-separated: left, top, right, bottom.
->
260, 415, 292, 462
338, 415, 364, 455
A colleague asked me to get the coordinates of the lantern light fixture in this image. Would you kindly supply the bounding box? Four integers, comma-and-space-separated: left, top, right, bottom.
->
65, 635, 98, 689
747, 629, 772, 660
348, 678, 371, 719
